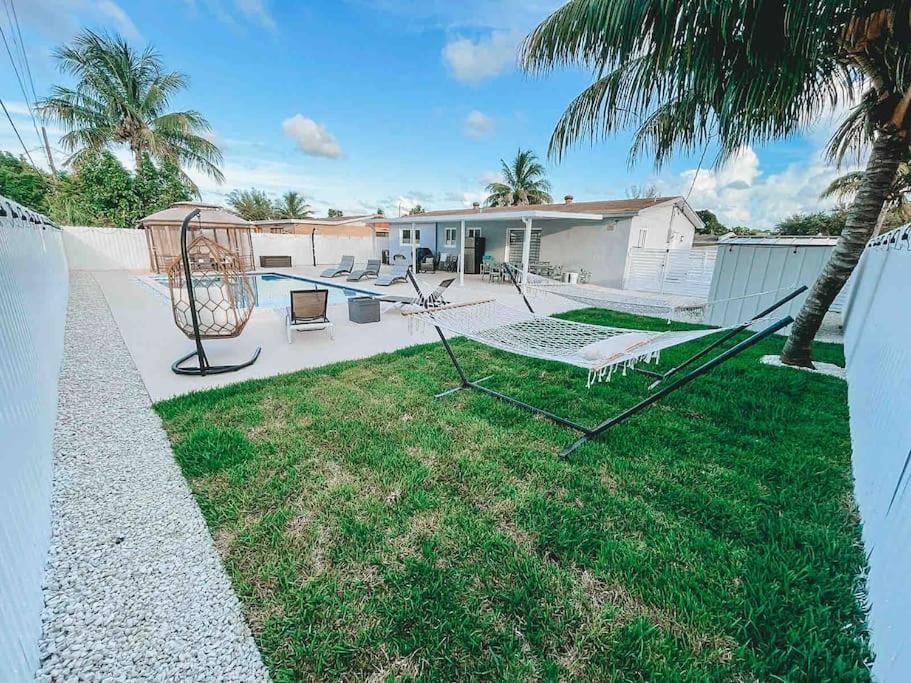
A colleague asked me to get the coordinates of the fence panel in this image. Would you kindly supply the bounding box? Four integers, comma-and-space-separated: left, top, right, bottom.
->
623, 247, 716, 298
251, 232, 378, 268
0, 199, 68, 681
843, 226, 911, 683
62, 225, 149, 270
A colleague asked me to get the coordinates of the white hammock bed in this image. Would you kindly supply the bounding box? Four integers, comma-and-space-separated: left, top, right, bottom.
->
403, 269, 801, 458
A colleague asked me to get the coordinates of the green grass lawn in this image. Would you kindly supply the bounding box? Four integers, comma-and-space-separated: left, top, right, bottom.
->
154, 308, 871, 682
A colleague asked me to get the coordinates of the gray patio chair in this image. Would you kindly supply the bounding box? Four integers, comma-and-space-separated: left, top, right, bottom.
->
375, 262, 409, 286
376, 278, 454, 308
284, 289, 334, 343
320, 255, 355, 278
346, 259, 381, 281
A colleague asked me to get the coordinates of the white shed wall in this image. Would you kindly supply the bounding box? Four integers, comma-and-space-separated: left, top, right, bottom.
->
842, 226, 911, 682
705, 242, 847, 327
0, 200, 68, 681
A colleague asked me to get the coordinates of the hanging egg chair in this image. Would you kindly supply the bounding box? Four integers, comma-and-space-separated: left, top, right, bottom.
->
167, 208, 261, 375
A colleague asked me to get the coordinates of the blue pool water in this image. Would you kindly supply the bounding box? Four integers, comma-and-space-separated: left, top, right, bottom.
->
151, 272, 375, 308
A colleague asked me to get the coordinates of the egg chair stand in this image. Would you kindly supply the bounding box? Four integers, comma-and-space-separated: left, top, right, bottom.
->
170, 208, 261, 376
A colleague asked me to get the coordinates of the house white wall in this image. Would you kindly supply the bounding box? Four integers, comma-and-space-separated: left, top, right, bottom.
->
386, 199, 699, 286
629, 203, 696, 251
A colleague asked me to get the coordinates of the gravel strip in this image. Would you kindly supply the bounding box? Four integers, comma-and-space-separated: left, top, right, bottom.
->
37, 272, 269, 683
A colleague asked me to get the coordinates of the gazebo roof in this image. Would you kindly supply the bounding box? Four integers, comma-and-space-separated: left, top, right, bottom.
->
140, 202, 251, 228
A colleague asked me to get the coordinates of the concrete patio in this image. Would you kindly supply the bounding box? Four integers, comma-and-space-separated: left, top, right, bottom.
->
89, 265, 699, 401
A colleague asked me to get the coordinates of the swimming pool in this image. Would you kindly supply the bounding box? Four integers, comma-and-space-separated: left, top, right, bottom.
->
150, 272, 376, 308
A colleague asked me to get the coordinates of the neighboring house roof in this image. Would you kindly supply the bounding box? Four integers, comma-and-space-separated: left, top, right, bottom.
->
140, 202, 250, 228
388, 196, 703, 229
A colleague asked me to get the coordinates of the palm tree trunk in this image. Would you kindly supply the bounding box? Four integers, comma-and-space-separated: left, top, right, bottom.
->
780, 131, 907, 367
132, 145, 143, 173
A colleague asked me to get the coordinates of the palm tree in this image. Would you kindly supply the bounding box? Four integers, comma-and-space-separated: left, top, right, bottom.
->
38, 30, 223, 190
226, 188, 274, 221
821, 163, 911, 234
485, 149, 553, 207
522, 3, 911, 367
273, 191, 312, 219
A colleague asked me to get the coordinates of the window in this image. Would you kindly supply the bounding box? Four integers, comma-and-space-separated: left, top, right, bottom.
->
637, 229, 648, 248
467, 227, 482, 238
401, 228, 421, 245
444, 227, 457, 246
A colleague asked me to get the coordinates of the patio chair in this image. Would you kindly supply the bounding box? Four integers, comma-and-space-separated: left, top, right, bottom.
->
376, 277, 454, 308
441, 254, 458, 272
375, 262, 409, 286
347, 259, 381, 281
285, 289, 334, 343
320, 255, 355, 278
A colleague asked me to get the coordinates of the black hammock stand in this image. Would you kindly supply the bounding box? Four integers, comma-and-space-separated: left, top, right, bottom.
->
410, 266, 800, 458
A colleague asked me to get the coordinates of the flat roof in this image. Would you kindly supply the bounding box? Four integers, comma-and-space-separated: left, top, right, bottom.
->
721, 236, 838, 247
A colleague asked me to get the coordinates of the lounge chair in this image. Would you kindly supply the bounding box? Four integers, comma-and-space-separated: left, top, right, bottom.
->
285, 289, 334, 343
320, 255, 355, 278
377, 278, 454, 308
375, 262, 409, 286
346, 258, 381, 281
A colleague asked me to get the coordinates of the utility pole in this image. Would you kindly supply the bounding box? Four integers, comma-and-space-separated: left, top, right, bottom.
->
41, 126, 57, 174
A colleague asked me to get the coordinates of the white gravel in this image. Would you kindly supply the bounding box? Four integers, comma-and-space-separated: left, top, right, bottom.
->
36, 272, 269, 682
760, 354, 847, 380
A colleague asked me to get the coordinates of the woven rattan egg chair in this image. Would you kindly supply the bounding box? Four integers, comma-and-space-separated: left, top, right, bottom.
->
167, 208, 261, 375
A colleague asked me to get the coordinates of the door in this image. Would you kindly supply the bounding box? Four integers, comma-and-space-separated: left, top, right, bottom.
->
508, 229, 542, 264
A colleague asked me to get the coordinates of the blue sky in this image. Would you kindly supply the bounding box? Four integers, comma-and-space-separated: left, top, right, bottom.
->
2, 0, 857, 228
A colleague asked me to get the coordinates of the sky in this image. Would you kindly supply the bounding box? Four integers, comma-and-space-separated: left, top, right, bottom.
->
1, 0, 861, 228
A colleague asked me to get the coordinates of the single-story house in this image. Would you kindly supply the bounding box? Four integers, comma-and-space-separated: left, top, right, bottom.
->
387, 195, 703, 288
252, 214, 388, 237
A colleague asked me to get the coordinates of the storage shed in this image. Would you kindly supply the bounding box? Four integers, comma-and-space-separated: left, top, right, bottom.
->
140, 202, 254, 273
705, 236, 848, 327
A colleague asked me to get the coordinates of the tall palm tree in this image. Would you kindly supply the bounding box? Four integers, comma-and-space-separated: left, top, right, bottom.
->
38, 30, 223, 190
522, 2, 911, 367
273, 191, 312, 219
485, 149, 553, 207
821, 163, 911, 234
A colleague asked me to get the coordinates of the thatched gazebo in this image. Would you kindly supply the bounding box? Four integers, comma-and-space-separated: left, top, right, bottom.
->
141, 202, 254, 273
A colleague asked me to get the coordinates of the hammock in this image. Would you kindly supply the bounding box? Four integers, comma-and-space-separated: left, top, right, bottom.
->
403, 267, 797, 458
410, 299, 738, 386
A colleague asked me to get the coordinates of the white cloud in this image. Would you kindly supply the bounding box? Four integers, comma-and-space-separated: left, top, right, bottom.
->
442, 30, 518, 83
479, 169, 503, 185
667, 145, 859, 229
463, 110, 495, 139
182, 0, 276, 31
282, 115, 344, 159
15, 0, 141, 41
234, 0, 276, 30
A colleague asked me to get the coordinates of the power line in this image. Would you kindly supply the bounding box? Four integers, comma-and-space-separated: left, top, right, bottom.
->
6, 0, 38, 104
0, 21, 40, 140
0, 96, 37, 166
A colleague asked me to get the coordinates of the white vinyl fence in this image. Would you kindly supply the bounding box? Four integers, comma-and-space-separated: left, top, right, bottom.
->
61, 225, 379, 271
252, 232, 378, 267
0, 199, 69, 681
63, 225, 149, 270
623, 247, 717, 298
843, 225, 911, 683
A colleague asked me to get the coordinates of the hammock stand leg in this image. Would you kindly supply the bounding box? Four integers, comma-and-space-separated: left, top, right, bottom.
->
638, 286, 807, 390
432, 326, 592, 435
559, 315, 793, 458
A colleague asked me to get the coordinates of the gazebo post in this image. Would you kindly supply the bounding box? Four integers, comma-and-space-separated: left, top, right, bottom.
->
459, 219, 466, 287
521, 216, 532, 295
